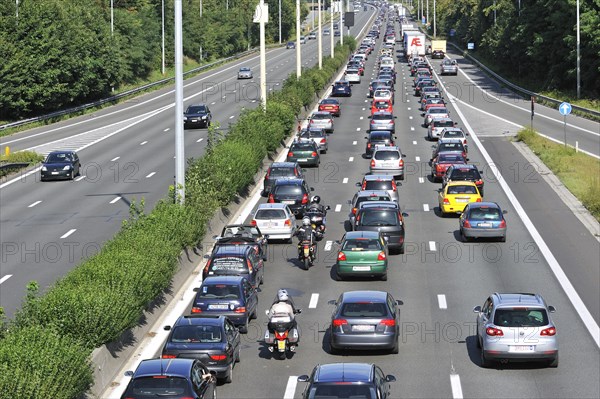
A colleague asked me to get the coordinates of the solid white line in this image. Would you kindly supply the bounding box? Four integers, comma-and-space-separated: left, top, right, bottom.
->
309, 294, 320, 309
146, 172, 156, 178
0, 275, 12, 285
140, 141, 148, 145
196, 138, 204, 142
352, 141, 357, 145
415, 156, 421, 162
342, 177, 348, 184
283, 376, 298, 399
450, 374, 463, 399
335, 204, 342, 212
419, 177, 425, 183
28, 200, 42, 208
412, 140, 417, 145
74, 175, 86, 182
438, 294, 448, 309
428, 241, 436, 251
324, 241, 333, 251
423, 204, 430, 212
110, 196, 121, 204
60, 229, 77, 239
349, 157, 354, 162
111, 157, 120, 162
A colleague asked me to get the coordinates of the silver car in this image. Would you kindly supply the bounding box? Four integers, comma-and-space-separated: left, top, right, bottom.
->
298, 128, 328, 154
345, 69, 361, 84
423, 107, 450, 127
237, 67, 253, 79
370, 146, 405, 181
308, 112, 334, 133
440, 59, 458, 75
252, 203, 295, 242
474, 293, 558, 368
369, 111, 396, 133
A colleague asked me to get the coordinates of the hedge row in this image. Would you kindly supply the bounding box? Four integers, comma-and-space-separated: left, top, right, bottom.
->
0, 37, 356, 399
0, 150, 44, 178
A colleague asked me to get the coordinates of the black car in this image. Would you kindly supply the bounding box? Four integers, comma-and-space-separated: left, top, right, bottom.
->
442, 164, 485, 196
40, 150, 81, 181
331, 81, 352, 97
162, 315, 241, 383
121, 358, 216, 399
297, 363, 396, 399
263, 161, 304, 195
268, 177, 314, 217
184, 104, 212, 128
353, 202, 407, 254
214, 224, 268, 261
365, 131, 395, 158
203, 244, 264, 288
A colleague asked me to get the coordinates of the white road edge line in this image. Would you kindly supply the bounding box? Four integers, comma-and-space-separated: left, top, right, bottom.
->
283, 376, 298, 399
0, 275, 12, 285
308, 294, 319, 309
450, 374, 463, 399
60, 229, 77, 239
28, 201, 42, 208
438, 294, 448, 309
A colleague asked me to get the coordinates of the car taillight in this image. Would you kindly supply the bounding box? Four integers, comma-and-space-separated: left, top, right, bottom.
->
462, 152, 467, 159
463, 220, 472, 228
311, 151, 318, 157
251, 219, 257, 226
268, 194, 275, 203
370, 159, 375, 167
464, 139, 468, 145
203, 259, 211, 273
191, 307, 202, 313
475, 179, 483, 185
540, 327, 556, 336
436, 164, 444, 170
367, 143, 372, 148
266, 169, 271, 178
337, 252, 347, 261
234, 306, 247, 313
209, 354, 227, 361
443, 198, 450, 204
302, 193, 309, 204
499, 220, 506, 228
392, 181, 397, 191
379, 319, 395, 326
362, 182, 367, 190
352, 207, 357, 215
476, 198, 482, 202
377, 252, 386, 260
247, 259, 253, 273
320, 138, 326, 144
399, 159, 404, 167
284, 219, 292, 226
161, 354, 177, 359
332, 319, 348, 327
486, 327, 504, 336
288, 151, 293, 157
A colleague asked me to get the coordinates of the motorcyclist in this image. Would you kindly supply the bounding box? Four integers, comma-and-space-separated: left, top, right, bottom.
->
294, 217, 316, 258
267, 289, 301, 346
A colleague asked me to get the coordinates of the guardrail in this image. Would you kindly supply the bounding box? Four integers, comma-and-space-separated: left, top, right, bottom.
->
0, 162, 30, 171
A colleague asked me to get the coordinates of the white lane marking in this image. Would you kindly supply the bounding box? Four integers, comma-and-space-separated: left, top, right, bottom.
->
211, 101, 216, 105
335, 204, 342, 212
415, 156, 421, 162
196, 138, 204, 143
110, 196, 121, 204
324, 241, 333, 251
419, 177, 425, 183
349, 157, 354, 162
74, 175, 86, 182
423, 204, 430, 212
428, 241, 436, 251
409, 116, 413, 119
411, 126, 415, 131
407, 107, 411, 110
356, 127, 361, 131
362, 107, 366, 111
140, 141, 148, 145
450, 374, 463, 399
438, 294, 448, 309
309, 294, 320, 309
60, 229, 77, 239
413, 140, 417, 145
352, 141, 357, 145
364, 99, 368, 102
0, 275, 12, 285
283, 376, 298, 399
28, 201, 42, 208
342, 177, 348, 184
163, 128, 169, 132
146, 172, 156, 178
360, 116, 364, 120
111, 156, 120, 162
229, 115, 235, 119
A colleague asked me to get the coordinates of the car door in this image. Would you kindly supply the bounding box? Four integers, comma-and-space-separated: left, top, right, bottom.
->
243, 279, 258, 319
374, 366, 389, 399
72, 152, 80, 175
225, 319, 241, 360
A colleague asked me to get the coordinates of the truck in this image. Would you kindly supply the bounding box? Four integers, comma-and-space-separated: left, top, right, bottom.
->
404, 31, 426, 58
401, 24, 417, 37
431, 40, 447, 58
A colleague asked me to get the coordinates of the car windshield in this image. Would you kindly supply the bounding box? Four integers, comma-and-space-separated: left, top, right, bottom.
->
129, 376, 189, 396
438, 154, 465, 163
240, 67, 250, 71
255, 209, 286, 219
197, 284, 240, 299
45, 153, 72, 163
372, 114, 392, 121
186, 105, 206, 113
341, 301, 388, 317
268, 167, 295, 177
494, 308, 549, 327
171, 325, 223, 343
374, 150, 399, 160
468, 207, 501, 220
342, 238, 383, 251
359, 210, 398, 226
309, 384, 376, 399
274, 185, 304, 195
447, 185, 478, 194
451, 169, 479, 180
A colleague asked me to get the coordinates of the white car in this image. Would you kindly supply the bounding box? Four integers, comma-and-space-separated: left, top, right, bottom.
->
370, 145, 405, 181
427, 118, 456, 141
373, 89, 393, 104
308, 32, 317, 40
252, 203, 295, 242
423, 106, 450, 127
323, 28, 331, 35
299, 36, 307, 44
379, 56, 394, 69
345, 69, 361, 84
440, 127, 469, 151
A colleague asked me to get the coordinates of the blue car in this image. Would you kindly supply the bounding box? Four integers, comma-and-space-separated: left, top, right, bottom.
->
459, 202, 507, 242
331, 81, 351, 97
40, 150, 81, 181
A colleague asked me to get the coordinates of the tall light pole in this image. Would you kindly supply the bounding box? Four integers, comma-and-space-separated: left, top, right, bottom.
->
576, 0, 580, 98
111, 0, 114, 35
256, 0, 268, 110
426, 0, 429, 26
340, 0, 344, 45
15, 0, 19, 23
200, 0, 202, 17
330, 2, 334, 57
318, 0, 322, 69
279, 0, 282, 44
296, 0, 301, 78
174, 0, 185, 202
161, 0, 165, 75
433, 0, 436, 38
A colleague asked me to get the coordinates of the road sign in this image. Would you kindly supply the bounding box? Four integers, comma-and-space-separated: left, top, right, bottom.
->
559, 102, 572, 116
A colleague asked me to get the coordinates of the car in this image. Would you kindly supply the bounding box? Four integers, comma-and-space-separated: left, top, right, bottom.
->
308, 111, 334, 133
286, 140, 321, 167
369, 111, 396, 133
438, 181, 482, 216
415, 80, 436, 96
373, 89, 393, 104
347, 61, 364, 75
184, 104, 212, 128
202, 244, 264, 288
443, 164, 484, 195
299, 36, 307, 44
431, 138, 467, 160
365, 130, 395, 158
331, 81, 352, 97
335, 231, 389, 281
333, 23, 339, 29
421, 96, 445, 111
40, 150, 81, 181
349, 190, 393, 225
473, 293, 558, 367
251, 203, 295, 242
214, 224, 268, 261
368, 79, 386, 98
286, 41, 296, 49
440, 59, 458, 75
308, 32, 317, 40
430, 152, 468, 182
431, 49, 445, 59
299, 128, 328, 154
371, 99, 393, 115
428, 118, 456, 141
370, 145, 404, 181
353, 202, 407, 253
161, 314, 241, 383
318, 98, 341, 117
344, 69, 361, 84
268, 177, 314, 217
263, 161, 304, 195
460, 202, 507, 242
323, 28, 330, 35
357, 175, 399, 203
440, 127, 469, 146
237, 67, 252, 79
328, 291, 401, 353
121, 358, 217, 399
334, 30, 341, 36
423, 106, 450, 127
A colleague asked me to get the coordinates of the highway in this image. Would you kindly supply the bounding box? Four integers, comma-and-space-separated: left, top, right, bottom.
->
103, 6, 599, 399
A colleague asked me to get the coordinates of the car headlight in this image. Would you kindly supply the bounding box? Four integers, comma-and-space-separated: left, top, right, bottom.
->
183, 116, 188, 121
41, 166, 47, 171
201, 115, 207, 119
63, 165, 72, 170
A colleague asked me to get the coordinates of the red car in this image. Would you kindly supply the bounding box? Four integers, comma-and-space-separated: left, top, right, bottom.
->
424, 102, 447, 113
421, 96, 444, 110
430, 151, 467, 182
371, 99, 393, 115
318, 98, 341, 117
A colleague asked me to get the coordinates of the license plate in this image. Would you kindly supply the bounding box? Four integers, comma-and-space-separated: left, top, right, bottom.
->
277, 340, 286, 350
208, 304, 229, 310
282, 200, 295, 204
509, 345, 535, 353
190, 119, 198, 122
51, 172, 59, 175
352, 325, 375, 332
352, 266, 371, 271
478, 223, 492, 227
456, 198, 470, 203
298, 158, 308, 162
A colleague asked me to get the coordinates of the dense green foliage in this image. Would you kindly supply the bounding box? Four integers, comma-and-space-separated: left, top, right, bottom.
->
0, 0, 307, 120
0, 36, 356, 399
0, 150, 44, 177
434, 0, 599, 97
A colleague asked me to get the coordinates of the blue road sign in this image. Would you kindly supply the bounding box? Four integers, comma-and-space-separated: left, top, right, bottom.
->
559, 102, 572, 116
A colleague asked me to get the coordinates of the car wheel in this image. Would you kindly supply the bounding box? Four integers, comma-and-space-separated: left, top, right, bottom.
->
236, 348, 241, 363
225, 363, 233, 383
390, 338, 399, 354
499, 235, 506, 243
333, 266, 341, 281
329, 340, 340, 355
549, 354, 559, 368
240, 318, 249, 334
476, 334, 481, 348
480, 348, 491, 368
381, 273, 388, 281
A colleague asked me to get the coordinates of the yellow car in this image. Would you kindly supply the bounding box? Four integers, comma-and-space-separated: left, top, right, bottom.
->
438, 181, 482, 216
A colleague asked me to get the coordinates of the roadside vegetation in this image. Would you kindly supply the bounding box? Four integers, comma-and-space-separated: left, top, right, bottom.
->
516, 128, 600, 222
0, 36, 357, 399
0, 150, 44, 178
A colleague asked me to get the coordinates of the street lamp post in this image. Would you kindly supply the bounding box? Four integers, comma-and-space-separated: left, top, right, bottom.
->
162, 0, 165, 75
296, 0, 301, 78
279, 0, 282, 44
433, 0, 436, 38
576, 0, 580, 98
174, 0, 185, 202
330, 1, 334, 58
318, 0, 322, 69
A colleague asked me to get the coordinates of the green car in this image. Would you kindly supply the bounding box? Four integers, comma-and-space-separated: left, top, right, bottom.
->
335, 231, 389, 281
286, 140, 320, 167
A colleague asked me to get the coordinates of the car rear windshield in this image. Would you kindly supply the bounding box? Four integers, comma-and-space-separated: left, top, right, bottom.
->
359, 210, 398, 226
447, 185, 478, 194
439, 143, 464, 151
450, 169, 480, 180
210, 257, 247, 273
341, 301, 388, 317
309, 384, 376, 399
374, 150, 400, 160
46, 153, 72, 162
372, 114, 392, 120
364, 181, 393, 191
274, 185, 304, 195
433, 120, 455, 128
301, 130, 324, 139
438, 154, 465, 163
268, 167, 295, 177
311, 114, 331, 120
171, 325, 223, 343
429, 108, 448, 114
255, 209, 287, 219
321, 99, 338, 104
197, 284, 240, 299
129, 376, 190, 396
370, 132, 391, 140
468, 207, 501, 221
493, 308, 549, 327
291, 142, 316, 150
442, 130, 464, 138
342, 238, 383, 251
374, 101, 390, 108
356, 196, 390, 208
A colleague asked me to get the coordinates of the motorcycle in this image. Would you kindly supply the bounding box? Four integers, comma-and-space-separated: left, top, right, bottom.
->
264, 309, 301, 359
298, 239, 316, 270
304, 205, 330, 241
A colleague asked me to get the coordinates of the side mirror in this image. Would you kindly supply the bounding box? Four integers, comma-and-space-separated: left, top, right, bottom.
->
294, 309, 302, 314
193, 287, 200, 292
394, 116, 398, 119
124, 370, 134, 377
327, 300, 337, 305
395, 299, 403, 305
386, 375, 397, 382
548, 305, 556, 313
502, 210, 508, 214
297, 375, 310, 382
203, 254, 210, 259
355, 182, 361, 187
473, 306, 482, 313
310, 187, 315, 191
164, 325, 172, 331
402, 212, 409, 217
212, 235, 218, 239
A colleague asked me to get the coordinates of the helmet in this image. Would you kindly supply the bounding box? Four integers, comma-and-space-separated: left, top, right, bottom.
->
302, 217, 311, 226
310, 195, 321, 204
277, 289, 289, 302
